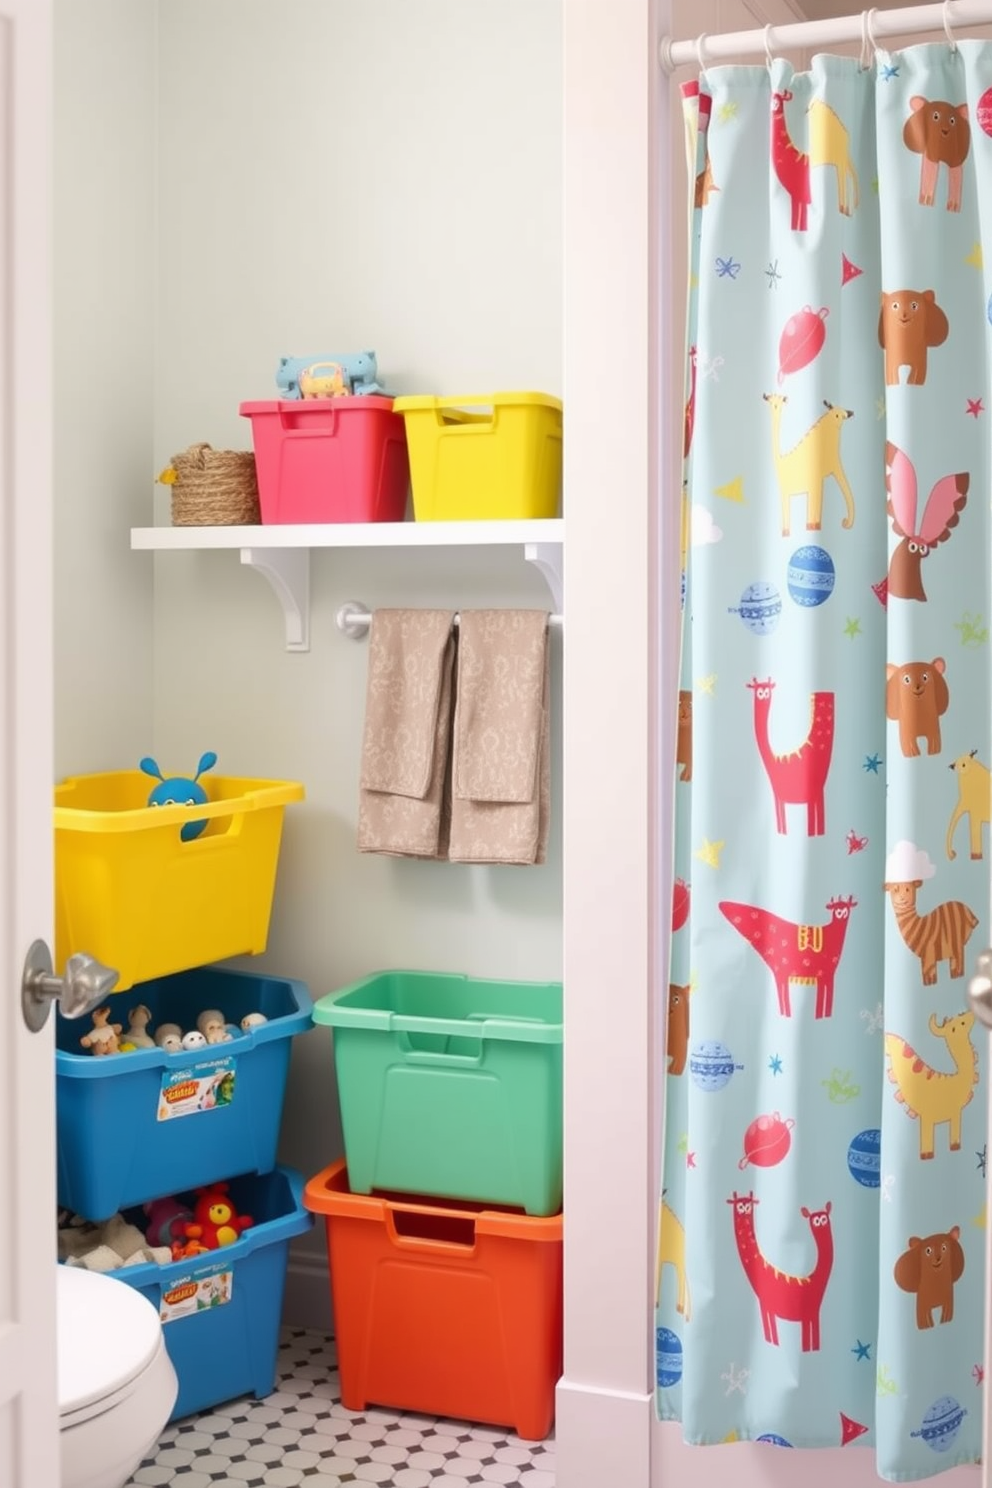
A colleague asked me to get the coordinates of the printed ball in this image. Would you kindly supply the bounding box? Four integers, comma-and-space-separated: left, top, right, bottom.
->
690, 1040, 738, 1092
656, 1326, 683, 1388
978, 87, 992, 138
777, 305, 828, 383
787, 545, 835, 608
847, 1129, 881, 1188
912, 1397, 966, 1454
756, 1435, 793, 1448
739, 1112, 793, 1170
730, 581, 781, 636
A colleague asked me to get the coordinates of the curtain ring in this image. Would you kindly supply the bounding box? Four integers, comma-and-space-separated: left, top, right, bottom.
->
695, 32, 710, 72
943, 0, 958, 52
764, 24, 775, 72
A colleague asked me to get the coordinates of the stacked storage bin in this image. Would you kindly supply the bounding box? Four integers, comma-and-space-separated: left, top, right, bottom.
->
306, 969, 564, 1440
53, 768, 314, 1421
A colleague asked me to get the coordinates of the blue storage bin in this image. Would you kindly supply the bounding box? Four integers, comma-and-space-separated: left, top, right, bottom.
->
115, 1166, 313, 1420
56, 967, 313, 1220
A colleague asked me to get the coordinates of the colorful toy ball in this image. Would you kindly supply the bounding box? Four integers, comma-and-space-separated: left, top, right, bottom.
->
139, 751, 218, 841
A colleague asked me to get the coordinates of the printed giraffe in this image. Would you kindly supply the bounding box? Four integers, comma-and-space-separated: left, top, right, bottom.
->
719, 894, 856, 1019
885, 1011, 978, 1159
884, 878, 978, 984
764, 394, 856, 536
748, 679, 834, 836
771, 91, 859, 230
657, 1198, 691, 1319
728, 1191, 834, 1350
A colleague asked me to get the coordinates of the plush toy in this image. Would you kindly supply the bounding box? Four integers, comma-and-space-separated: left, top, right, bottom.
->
240, 1012, 268, 1033
143, 1195, 194, 1250
180, 1183, 254, 1250
197, 1008, 232, 1045
181, 1030, 207, 1052
124, 1004, 155, 1050
80, 1006, 123, 1056
154, 1023, 183, 1053
139, 751, 217, 841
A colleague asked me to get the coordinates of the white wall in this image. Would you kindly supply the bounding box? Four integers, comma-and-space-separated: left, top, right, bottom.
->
149, 0, 564, 1292
53, 0, 156, 778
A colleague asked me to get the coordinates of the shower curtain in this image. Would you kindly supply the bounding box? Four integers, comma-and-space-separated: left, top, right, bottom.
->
658, 40, 992, 1481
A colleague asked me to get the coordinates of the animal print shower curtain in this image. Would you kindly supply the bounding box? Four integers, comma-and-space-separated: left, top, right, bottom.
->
658, 41, 992, 1480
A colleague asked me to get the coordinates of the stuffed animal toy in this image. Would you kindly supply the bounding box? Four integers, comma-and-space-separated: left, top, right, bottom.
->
180, 1183, 254, 1250
139, 751, 217, 841
143, 1195, 194, 1249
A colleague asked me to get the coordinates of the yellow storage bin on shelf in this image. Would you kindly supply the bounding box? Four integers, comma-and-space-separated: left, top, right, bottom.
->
392, 391, 562, 521
54, 771, 304, 992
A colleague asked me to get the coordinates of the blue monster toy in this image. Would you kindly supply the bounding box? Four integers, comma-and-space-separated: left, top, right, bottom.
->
140, 751, 218, 841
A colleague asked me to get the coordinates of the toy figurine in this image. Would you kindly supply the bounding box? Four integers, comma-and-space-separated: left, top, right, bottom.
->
240, 1012, 268, 1033
139, 751, 218, 841
154, 1022, 183, 1053
80, 1006, 123, 1056
181, 1029, 207, 1052
179, 1183, 253, 1250
123, 1004, 155, 1050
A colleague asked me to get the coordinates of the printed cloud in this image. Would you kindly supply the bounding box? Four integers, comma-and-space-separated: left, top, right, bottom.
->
885, 839, 936, 883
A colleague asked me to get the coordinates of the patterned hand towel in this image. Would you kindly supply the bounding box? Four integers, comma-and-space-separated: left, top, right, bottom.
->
357, 608, 457, 858
448, 609, 551, 865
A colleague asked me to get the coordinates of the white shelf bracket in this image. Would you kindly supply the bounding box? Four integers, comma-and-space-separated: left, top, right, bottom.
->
240, 547, 310, 652
524, 541, 563, 613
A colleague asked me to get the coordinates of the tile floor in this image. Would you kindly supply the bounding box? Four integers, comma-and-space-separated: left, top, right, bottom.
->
127, 1328, 556, 1487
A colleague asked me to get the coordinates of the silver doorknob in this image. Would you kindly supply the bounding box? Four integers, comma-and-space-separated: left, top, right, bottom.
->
21, 939, 119, 1033
968, 948, 992, 1030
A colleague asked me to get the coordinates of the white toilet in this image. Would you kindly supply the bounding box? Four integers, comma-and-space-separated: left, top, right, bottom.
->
58, 1266, 179, 1488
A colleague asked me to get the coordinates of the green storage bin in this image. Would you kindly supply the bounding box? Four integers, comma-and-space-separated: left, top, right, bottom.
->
313, 970, 562, 1216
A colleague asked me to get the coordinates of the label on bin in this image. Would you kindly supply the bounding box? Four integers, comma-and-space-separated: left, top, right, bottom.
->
157, 1056, 237, 1121
160, 1260, 233, 1322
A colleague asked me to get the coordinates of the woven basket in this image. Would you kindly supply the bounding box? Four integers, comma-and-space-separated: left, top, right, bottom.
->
169, 443, 261, 526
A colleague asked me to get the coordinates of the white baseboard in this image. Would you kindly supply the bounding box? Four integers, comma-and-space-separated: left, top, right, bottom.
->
555, 1376, 652, 1488
281, 1250, 333, 1334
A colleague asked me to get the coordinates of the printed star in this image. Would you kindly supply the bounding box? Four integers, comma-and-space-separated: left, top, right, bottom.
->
852, 1340, 872, 1362
686, 1151, 697, 1169
881, 63, 899, 80
974, 1364, 985, 1386
875, 396, 886, 420
765, 259, 782, 289
694, 838, 725, 868
718, 99, 739, 122
769, 1054, 783, 1075
696, 673, 717, 695
877, 1365, 898, 1397
978, 1144, 987, 1177
871, 176, 880, 194
844, 616, 862, 638
966, 243, 984, 270
677, 1132, 689, 1155
973, 1206, 986, 1230
860, 1002, 884, 1034
721, 1362, 749, 1396
864, 753, 882, 774
967, 397, 985, 418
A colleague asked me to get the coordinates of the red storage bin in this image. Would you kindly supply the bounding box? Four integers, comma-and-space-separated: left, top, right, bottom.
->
304, 1159, 562, 1440
240, 398, 409, 524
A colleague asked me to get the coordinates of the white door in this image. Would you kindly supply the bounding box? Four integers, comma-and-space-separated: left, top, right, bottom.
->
0, 1, 60, 1483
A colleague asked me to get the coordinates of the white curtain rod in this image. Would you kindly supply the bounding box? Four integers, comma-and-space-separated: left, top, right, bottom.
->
660, 0, 992, 71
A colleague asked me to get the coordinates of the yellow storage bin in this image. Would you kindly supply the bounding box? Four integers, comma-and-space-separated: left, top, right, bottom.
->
392, 391, 562, 521
54, 771, 304, 992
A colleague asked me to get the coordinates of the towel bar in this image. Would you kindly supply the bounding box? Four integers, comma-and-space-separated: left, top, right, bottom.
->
336, 601, 563, 639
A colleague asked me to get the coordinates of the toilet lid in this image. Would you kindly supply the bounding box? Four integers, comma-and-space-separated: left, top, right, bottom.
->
57, 1266, 164, 1416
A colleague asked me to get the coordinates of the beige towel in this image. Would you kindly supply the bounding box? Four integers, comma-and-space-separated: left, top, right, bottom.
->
448, 610, 551, 865
357, 608, 457, 858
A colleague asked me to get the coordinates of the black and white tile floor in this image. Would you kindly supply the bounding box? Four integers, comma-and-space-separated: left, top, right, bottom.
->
127, 1329, 556, 1487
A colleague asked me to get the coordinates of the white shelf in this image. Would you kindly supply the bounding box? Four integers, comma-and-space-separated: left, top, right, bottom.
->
130, 519, 564, 652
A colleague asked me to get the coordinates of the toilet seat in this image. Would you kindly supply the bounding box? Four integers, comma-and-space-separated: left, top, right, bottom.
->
57, 1266, 164, 1424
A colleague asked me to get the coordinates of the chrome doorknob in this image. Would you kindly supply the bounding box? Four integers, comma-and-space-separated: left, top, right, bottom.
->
968, 949, 992, 1030
21, 939, 119, 1033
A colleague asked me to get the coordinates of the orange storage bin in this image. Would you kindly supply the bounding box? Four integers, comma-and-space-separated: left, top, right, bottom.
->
303, 1159, 562, 1440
